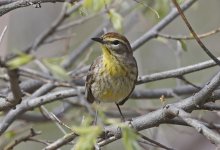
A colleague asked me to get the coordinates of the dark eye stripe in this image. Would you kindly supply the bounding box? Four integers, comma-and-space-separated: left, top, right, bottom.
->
112, 40, 120, 45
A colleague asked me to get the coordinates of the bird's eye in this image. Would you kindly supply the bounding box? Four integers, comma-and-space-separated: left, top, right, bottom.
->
112, 40, 120, 45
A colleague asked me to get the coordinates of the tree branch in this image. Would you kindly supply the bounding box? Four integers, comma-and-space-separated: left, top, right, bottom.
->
167, 106, 220, 144
131, 0, 197, 50
171, 0, 220, 66
0, 0, 67, 16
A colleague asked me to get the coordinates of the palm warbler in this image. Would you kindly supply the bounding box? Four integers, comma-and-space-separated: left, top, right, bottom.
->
85, 32, 138, 111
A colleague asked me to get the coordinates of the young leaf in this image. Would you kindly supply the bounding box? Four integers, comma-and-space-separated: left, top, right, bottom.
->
43, 58, 69, 80
72, 116, 102, 150
156, 37, 168, 45
6, 53, 34, 69
178, 40, 188, 51
108, 9, 123, 32
83, 0, 111, 12
83, 0, 93, 10
93, 0, 104, 11
154, 0, 169, 18
122, 126, 141, 150
5, 130, 16, 139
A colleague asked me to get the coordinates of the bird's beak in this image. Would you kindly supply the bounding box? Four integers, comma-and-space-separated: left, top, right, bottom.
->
91, 37, 104, 44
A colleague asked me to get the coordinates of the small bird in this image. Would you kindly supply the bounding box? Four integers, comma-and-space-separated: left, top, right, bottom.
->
85, 32, 138, 118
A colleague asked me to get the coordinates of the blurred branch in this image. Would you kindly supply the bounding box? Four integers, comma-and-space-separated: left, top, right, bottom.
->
57, 13, 99, 32
43, 132, 77, 150
18, 102, 73, 122
0, 88, 82, 135
131, 0, 197, 50
3, 128, 41, 150
172, 0, 220, 66
138, 132, 175, 150
61, 22, 106, 69
7, 69, 22, 107
31, 2, 81, 52
7, 1, 81, 60
198, 103, 220, 111
0, 0, 18, 6
0, 0, 71, 16
0, 26, 7, 45
167, 106, 220, 144
137, 57, 219, 84
166, 118, 220, 129
177, 76, 201, 89
157, 27, 220, 40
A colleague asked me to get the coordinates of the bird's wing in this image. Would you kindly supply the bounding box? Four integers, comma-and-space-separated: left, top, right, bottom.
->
118, 57, 138, 105
85, 56, 102, 103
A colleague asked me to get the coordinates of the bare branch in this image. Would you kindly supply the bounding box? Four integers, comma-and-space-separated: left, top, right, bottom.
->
138, 132, 175, 150
157, 27, 220, 40
131, 0, 197, 50
171, 0, 220, 66
6, 69, 22, 107
43, 132, 77, 150
0, 88, 81, 135
0, 26, 7, 45
101, 70, 220, 146
0, 0, 67, 16
167, 106, 220, 144
137, 57, 219, 84
4, 128, 41, 150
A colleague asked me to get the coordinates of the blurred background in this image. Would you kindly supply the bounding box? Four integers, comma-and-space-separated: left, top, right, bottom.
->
0, 0, 220, 149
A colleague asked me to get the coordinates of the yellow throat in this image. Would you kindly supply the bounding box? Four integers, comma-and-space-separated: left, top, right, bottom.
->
101, 46, 127, 76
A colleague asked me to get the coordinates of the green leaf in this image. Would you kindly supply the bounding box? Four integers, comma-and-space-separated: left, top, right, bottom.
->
156, 37, 168, 45
6, 53, 34, 69
43, 58, 69, 80
122, 126, 141, 150
154, 0, 169, 18
83, 0, 93, 10
83, 0, 111, 12
178, 40, 188, 51
72, 116, 102, 150
108, 9, 123, 32
177, 0, 184, 4
93, 0, 105, 11
79, 6, 88, 16
5, 130, 16, 139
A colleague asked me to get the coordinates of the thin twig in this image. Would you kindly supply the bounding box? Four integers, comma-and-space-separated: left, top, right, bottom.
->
138, 132, 175, 150
167, 105, 220, 144
0, 0, 67, 16
157, 27, 220, 40
4, 128, 41, 150
131, 0, 197, 50
0, 26, 7, 45
43, 132, 77, 150
172, 0, 220, 66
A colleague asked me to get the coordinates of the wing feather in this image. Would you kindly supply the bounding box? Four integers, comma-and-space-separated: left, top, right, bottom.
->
85, 56, 102, 103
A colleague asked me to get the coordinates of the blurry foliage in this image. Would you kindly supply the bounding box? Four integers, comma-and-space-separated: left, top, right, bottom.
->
177, 40, 188, 52
4, 130, 16, 140
153, 0, 169, 19
122, 125, 140, 150
108, 9, 123, 32
72, 116, 102, 150
83, 0, 111, 12
42, 57, 69, 80
6, 53, 34, 69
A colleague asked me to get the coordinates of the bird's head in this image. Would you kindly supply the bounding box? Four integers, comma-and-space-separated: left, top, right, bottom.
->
92, 32, 133, 57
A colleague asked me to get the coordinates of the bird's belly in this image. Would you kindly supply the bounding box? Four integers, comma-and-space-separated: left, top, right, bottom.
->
92, 75, 134, 103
